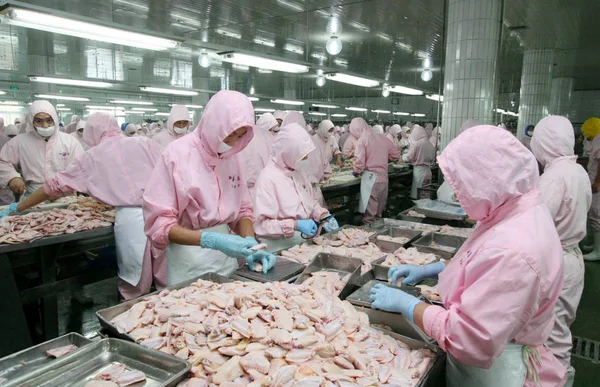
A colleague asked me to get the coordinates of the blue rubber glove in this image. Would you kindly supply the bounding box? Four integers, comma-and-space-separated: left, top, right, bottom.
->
322, 216, 339, 233
0, 202, 19, 218
200, 232, 257, 259
369, 283, 422, 322
389, 261, 446, 286
297, 219, 318, 237
246, 250, 277, 274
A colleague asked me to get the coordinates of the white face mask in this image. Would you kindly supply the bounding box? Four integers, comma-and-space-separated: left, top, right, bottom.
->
35, 126, 55, 138
271, 125, 281, 133
218, 142, 232, 154
77, 130, 83, 137
173, 126, 188, 134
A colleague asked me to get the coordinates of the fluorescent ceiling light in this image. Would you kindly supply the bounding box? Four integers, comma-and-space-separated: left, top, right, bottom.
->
0, 91, 6, 95
372, 109, 391, 114
271, 99, 304, 106
0, 106, 24, 112
219, 52, 309, 74
0, 101, 20, 105
86, 105, 125, 110
133, 107, 157, 111
284, 43, 304, 55
393, 112, 410, 116
312, 104, 339, 109
124, 110, 145, 114
110, 100, 153, 105
35, 94, 89, 101
56, 104, 65, 107
5, 9, 179, 51
232, 64, 250, 72
426, 94, 443, 102
140, 86, 198, 96
254, 108, 276, 112
345, 107, 368, 112
253, 37, 275, 47
495, 108, 506, 113
29, 76, 112, 88
155, 112, 171, 116
388, 85, 423, 95
412, 113, 426, 117
56, 107, 71, 111
170, 104, 204, 109
309, 112, 326, 116
331, 114, 347, 117
247, 97, 260, 102
325, 73, 379, 88
257, 68, 273, 74
215, 29, 242, 39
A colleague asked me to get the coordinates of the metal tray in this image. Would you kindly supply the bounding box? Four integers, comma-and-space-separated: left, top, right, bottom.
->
4, 338, 190, 387
370, 226, 423, 253
412, 232, 467, 259
413, 278, 443, 306
234, 257, 306, 282
353, 305, 434, 344
0, 333, 92, 383
413, 200, 467, 221
368, 218, 442, 232
96, 272, 234, 342
294, 253, 362, 300
346, 279, 421, 307
370, 248, 444, 281
316, 224, 376, 244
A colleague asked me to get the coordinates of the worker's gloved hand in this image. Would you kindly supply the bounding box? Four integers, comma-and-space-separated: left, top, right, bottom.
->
200, 232, 257, 259
389, 261, 446, 286
246, 250, 276, 274
369, 283, 421, 322
352, 171, 360, 178
322, 216, 340, 233
297, 219, 318, 237
0, 202, 20, 218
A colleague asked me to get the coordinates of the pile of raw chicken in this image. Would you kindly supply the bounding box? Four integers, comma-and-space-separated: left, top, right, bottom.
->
111, 279, 435, 387
0, 197, 115, 244
379, 248, 438, 267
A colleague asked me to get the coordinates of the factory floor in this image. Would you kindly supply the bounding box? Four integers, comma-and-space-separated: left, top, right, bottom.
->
57, 264, 600, 386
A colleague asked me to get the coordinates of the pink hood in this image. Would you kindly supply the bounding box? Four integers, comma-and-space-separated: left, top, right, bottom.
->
530, 115, 575, 167
349, 117, 368, 139
438, 125, 539, 221
273, 110, 286, 120
372, 125, 384, 134
83, 112, 123, 147
0, 117, 4, 132
4, 124, 18, 137
409, 125, 428, 142
166, 104, 191, 136
71, 115, 80, 123
271, 123, 315, 170
27, 100, 60, 140
256, 113, 278, 133
424, 123, 433, 138
281, 112, 306, 128
317, 119, 334, 140
389, 124, 402, 136
195, 90, 254, 159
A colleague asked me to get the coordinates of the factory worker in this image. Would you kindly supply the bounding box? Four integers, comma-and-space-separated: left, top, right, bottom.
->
254, 124, 339, 251
531, 116, 591, 387
69, 120, 90, 151
143, 90, 276, 286
123, 123, 137, 137
370, 125, 567, 387
4, 124, 19, 139
0, 117, 4, 133
0, 101, 84, 201
338, 125, 351, 151
430, 126, 441, 150
424, 123, 434, 139
0, 133, 13, 205
372, 124, 384, 134
11, 112, 164, 300
273, 110, 286, 127
14, 118, 20, 125
313, 120, 343, 179
342, 117, 369, 159
152, 105, 190, 148
385, 124, 401, 148
65, 115, 80, 134
521, 124, 534, 150
582, 117, 600, 261
399, 126, 410, 149
353, 125, 401, 223
404, 125, 435, 198
241, 113, 279, 198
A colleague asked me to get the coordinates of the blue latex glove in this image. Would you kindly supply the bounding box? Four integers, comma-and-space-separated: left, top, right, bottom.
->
200, 232, 257, 259
389, 261, 446, 286
369, 283, 422, 322
0, 202, 19, 218
322, 216, 339, 233
297, 219, 318, 237
246, 250, 277, 274
352, 171, 360, 178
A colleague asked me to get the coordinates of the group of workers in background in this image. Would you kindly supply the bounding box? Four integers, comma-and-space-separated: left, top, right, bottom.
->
0, 90, 596, 386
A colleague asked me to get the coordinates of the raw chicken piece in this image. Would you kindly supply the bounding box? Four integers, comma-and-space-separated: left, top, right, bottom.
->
45, 344, 78, 358
406, 210, 426, 218
416, 284, 442, 302
249, 243, 268, 251
382, 247, 437, 267
94, 363, 126, 381
376, 234, 411, 245
438, 225, 473, 238
335, 228, 375, 247
114, 370, 146, 386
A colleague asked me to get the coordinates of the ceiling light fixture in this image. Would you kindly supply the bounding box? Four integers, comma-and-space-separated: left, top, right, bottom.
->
56, 107, 71, 111
421, 69, 433, 82
393, 112, 410, 116
426, 94, 443, 102
254, 108, 276, 112
345, 107, 368, 112
316, 76, 326, 87
110, 100, 153, 105
86, 105, 125, 110
331, 113, 347, 117
312, 103, 339, 109
247, 97, 260, 102
372, 109, 391, 114
495, 108, 506, 113
30, 76, 112, 88
423, 57, 431, 68
382, 84, 390, 97
35, 94, 90, 101
309, 112, 326, 116
326, 36, 342, 56
0, 91, 6, 95
0, 106, 23, 112
3, 8, 180, 51
56, 104, 65, 107
271, 99, 305, 106
412, 113, 426, 117
155, 112, 171, 116
219, 52, 309, 73
139, 86, 198, 96
0, 101, 20, 105
185, 104, 203, 109
133, 107, 157, 111
325, 73, 379, 88
124, 110, 145, 114
198, 51, 210, 68
387, 85, 423, 95
249, 86, 255, 95
257, 68, 273, 74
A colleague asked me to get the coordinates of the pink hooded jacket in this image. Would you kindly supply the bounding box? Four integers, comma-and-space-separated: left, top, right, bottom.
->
0, 101, 84, 190
282, 112, 324, 184
143, 90, 255, 250
4, 124, 19, 138
531, 116, 591, 248
354, 128, 401, 183
152, 105, 190, 148
44, 112, 162, 207
254, 124, 327, 239
385, 124, 401, 147
342, 117, 368, 159
65, 115, 80, 134
312, 120, 340, 180
405, 125, 435, 166
241, 113, 278, 190
69, 120, 90, 151
426, 125, 566, 386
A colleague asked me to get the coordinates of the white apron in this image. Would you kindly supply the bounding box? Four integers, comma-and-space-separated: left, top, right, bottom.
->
358, 171, 377, 213
114, 207, 147, 286
411, 165, 432, 199
264, 231, 305, 254
447, 343, 539, 387
165, 224, 238, 286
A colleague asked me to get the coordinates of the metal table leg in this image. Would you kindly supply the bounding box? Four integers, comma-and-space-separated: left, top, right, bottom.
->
0, 253, 32, 356
39, 245, 60, 340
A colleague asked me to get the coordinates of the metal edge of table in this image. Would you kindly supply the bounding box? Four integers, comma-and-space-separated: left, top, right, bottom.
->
0, 226, 114, 254
321, 169, 413, 192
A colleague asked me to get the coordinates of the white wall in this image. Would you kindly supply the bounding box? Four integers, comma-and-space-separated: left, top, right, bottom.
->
569, 90, 600, 124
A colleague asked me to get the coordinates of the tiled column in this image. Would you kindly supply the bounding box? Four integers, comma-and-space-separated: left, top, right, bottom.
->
517, 49, 554, 137
441, 0, 502, 148
549, 77, 574, 118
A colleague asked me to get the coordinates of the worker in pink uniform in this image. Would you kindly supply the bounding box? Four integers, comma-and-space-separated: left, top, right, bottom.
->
353, 125, 401, 223
0, 117, 4, 134
0, 132, 13, 205
143, 90, 276, 286
69, 120, 90, 151
64, 115, 80, 134
403, 125, 435, 198
342, 117, 368, 159
254, 124, 339, 251
3, 124, 18, 139
123, 124, 137, 137
273, 111, 286, 127
241, 113, 279, 198
370, 125, 567, 387
520, 124, 534, 150
424, 123, 433, 139
152, 105, 191, 148
313, 120, 343, 180
581, 117, 600, 261
10, 112, 165, 300
430, 126, 441, 151
385, 124, 401, 148
531, 115, 591, 387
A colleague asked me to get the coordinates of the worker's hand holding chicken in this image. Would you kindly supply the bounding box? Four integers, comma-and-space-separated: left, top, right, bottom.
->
388, 261, 447, 286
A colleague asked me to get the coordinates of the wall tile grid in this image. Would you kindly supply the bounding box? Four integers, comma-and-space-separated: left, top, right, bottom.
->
568, 90, 600, 124
549, 77, 574, 118
517, 49, 554, 137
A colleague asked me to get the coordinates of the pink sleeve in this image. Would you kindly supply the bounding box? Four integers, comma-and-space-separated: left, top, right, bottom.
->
69, 140, 85, 161
0, 139, 22, 187
253, 177, 295, 238
592, 139, 600, 160
229, 178, 255, 234
354, 139, 366, 173
538, 175, 563, 220
342, 138, 354, 159
43, 153, 91, 199
423, 247, 542, 368
142, 152, 182, 250
388, 138, 401, 161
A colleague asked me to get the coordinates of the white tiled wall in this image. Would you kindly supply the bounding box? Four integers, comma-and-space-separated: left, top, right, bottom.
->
549, 77, 574, 118
517, 49, 554, 137
568, 90, 600, 123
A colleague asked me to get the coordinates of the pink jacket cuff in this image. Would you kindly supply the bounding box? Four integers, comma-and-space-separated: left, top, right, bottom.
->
153, 219, 178, 250
423, 304, 447, 348
42, 181, 62, 200
311, 206, 328, 222
281, 219, 296, 238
